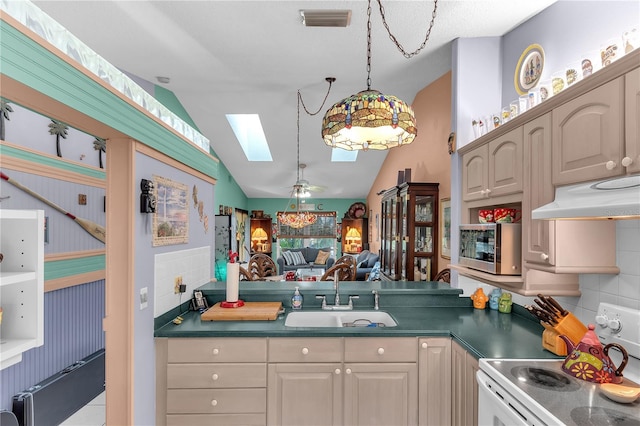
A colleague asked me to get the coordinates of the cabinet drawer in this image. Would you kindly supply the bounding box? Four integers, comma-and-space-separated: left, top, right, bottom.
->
344, 337, 417, 362
167, 413, 265, 426
168, 338, 266, 363
268, 338, 343, 362
167, 363, 266, 389
167, 388, 266, 414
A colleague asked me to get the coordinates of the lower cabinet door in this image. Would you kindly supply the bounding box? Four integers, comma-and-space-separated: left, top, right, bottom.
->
343, 363, 418, 426
267, 363, 342, 426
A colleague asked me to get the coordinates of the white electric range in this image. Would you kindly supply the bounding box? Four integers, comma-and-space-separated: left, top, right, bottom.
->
477, 303, 640, 426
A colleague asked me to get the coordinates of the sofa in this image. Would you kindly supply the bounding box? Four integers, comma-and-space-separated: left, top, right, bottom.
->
355, 250, 380, 280
277, 247, 335, 274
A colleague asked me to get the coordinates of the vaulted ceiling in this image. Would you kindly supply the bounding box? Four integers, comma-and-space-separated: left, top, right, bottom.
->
33, 0, 557, 199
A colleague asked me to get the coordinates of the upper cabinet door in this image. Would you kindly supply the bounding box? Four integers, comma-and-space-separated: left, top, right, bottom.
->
625, 68, 640, 174
461, 145, 488, 201
488, 127, 524, 198
462, 127, 523, 202
552, 77, 624, 185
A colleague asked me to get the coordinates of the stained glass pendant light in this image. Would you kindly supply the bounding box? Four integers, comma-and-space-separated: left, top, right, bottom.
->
322, 0, 438, 151
278, 79, 334, 229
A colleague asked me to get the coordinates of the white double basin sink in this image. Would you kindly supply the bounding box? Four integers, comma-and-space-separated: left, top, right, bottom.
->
285, 310, 397, 328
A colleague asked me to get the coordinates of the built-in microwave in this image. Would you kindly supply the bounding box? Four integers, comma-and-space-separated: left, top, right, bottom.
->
459, 223, 521, 275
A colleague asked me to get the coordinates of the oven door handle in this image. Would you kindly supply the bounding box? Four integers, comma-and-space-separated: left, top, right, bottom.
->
477, 370, 547, 426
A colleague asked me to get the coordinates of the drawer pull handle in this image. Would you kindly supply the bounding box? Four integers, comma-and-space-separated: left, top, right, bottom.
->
335, 368, 341, 375
212, 373, 219, 381
377, 347, 385, 355
212, 348, 220, 355
540, 253, 549, 261
346, 368, 352, 374
606, 160, 617, 170
421, 342, 428, 349
622, 156, 633, 167
301, 347, 309, 355
211, 399, 218, 407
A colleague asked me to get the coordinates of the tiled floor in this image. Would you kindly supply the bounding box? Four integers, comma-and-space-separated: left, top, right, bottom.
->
60, 391, 105, 426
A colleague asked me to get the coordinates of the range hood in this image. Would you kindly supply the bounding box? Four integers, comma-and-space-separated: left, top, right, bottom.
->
531, 174, 640, 220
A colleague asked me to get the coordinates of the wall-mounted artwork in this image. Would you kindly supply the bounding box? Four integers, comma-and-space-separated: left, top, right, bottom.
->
153, 175, 189, 246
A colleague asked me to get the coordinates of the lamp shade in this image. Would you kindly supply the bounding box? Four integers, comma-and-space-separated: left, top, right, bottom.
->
345, 227, 362, 240
322, 89, 417, 151
251, 227, 268, 241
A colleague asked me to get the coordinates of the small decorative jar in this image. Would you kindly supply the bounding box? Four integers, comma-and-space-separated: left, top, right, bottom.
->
498, 292, 513, 314
489, 288, 502, 310
470, 287, 489, 310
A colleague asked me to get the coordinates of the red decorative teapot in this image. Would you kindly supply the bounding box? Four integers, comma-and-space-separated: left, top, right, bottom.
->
560, 324, 629, 384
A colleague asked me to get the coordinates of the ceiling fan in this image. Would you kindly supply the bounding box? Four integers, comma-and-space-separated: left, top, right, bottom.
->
292, 163, 325, 198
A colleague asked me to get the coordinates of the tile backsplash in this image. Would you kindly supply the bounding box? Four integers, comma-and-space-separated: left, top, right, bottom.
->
457, 220, 640, 326
154, 246, 211, 317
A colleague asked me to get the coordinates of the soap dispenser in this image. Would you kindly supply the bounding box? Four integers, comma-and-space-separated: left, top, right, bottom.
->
291, 286, 304, 310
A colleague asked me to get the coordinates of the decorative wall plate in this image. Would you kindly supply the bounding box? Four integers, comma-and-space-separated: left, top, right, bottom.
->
514, 44, 545, 95
348, 202, 367, 219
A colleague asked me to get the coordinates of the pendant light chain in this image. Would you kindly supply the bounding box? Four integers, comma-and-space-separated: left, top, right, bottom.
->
366, 0, 373, 90
376, 0, 438, 59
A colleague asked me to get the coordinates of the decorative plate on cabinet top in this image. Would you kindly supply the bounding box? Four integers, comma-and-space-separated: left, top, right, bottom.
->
515, 44, 545, 95
347, 202, 367, 219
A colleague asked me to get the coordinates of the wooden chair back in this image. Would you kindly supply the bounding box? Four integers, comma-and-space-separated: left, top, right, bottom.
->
433, 268, 451, 283
246, 253, 278, 280
320, 262, 355, 281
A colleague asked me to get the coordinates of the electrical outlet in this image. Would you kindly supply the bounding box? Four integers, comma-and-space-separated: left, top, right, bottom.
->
174, 276, 183, 294
140, 287, 148, 310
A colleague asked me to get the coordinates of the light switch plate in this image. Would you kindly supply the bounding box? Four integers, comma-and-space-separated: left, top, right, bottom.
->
140, 287, 148, 310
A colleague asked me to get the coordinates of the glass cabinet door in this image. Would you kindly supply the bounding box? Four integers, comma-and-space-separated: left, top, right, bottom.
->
414, 226, 433, 254
414, 195, 434, 222
389, 200, 396, 277
413, 257, 432, 281
400, 192, 408, 279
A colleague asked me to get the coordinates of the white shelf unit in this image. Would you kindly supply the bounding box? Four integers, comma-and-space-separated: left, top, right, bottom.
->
0, 209, 44, 370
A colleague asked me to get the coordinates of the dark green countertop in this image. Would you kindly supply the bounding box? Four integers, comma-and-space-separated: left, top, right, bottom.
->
154, 281, 561, 360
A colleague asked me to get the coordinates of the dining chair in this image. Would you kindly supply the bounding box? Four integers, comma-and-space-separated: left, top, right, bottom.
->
433, 268, 451, 283
246, 253, 278, 280
320, 262, 355, 281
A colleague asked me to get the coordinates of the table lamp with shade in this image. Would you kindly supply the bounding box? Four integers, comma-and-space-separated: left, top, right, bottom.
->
251, 227, 269, 252
345, 227, 362, 252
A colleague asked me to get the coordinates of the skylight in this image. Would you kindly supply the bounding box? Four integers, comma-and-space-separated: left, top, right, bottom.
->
331, 148, 358, 162
226, 114, 273, 161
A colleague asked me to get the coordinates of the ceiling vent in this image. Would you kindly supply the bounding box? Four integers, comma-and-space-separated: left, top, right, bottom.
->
300, 10, 352, 27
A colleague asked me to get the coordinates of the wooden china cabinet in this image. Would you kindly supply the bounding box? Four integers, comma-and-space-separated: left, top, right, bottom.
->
381, 182, 439, 281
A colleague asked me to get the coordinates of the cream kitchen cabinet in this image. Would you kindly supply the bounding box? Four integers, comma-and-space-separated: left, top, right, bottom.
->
451, 340, 478, 426
523, 113, 618, 277
158, 337, 267, 426
267, 337, 343, 426
418, 337, 451, 426
0, 209, 44, 370
552, 77, 625, 185
624, 67, 640, 174
343, 338, 419, 426
462, 127, 523, 203
268, 337, 419, 426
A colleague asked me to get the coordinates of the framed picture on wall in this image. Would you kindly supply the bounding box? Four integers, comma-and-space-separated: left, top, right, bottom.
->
153, 175, 189, 246
440, 198, 451, 259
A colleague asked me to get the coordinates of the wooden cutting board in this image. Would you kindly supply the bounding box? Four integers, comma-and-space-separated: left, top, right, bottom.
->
201, 302, 283, 321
